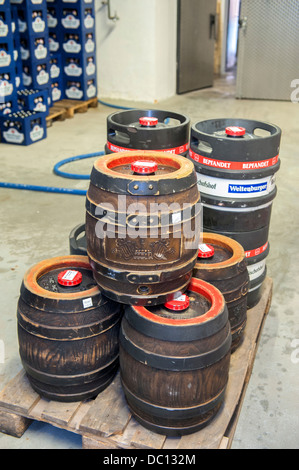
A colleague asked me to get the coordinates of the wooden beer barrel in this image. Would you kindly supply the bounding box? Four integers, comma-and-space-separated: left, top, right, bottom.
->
119, 278, 231, 436
17, 255, 123, 402
85, 151, 201, 306
193, 233, 249, 352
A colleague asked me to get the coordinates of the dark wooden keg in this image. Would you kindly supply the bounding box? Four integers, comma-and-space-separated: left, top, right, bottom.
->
119, 278, 231, 436
85, 151, 201, 306
193, 233, 249, 352
17, 255, 123, 402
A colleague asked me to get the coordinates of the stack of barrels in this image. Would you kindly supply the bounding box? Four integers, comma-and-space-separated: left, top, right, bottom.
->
85, 149, 234, 436
16, 108, 281, 438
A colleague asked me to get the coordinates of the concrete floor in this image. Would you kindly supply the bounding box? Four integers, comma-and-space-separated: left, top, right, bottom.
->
0, 73, 298, 449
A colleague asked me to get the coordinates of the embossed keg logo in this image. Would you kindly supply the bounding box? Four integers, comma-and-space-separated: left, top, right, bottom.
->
94, 195, 203, 251
112, 238, 175, 261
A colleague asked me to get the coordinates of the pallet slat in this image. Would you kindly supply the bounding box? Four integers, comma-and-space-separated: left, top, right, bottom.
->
79, 375, 131, 439
46, 98, 98, 127
0, 278, 273, 449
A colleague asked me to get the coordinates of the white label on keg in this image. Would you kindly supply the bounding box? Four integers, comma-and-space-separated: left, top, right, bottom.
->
83, 297, 93, 308
247, 260, 266, 281
172, 212, 181, 224
198, 244, 212, 253
62, 270, 78, 281
248, 282, 263, 293
196, 172, 276, 199
173, 294, 187, 302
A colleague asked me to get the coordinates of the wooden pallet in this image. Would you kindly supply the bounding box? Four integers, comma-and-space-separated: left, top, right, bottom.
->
46, 106, 68, 128
53, 97, 98, 119
0, 278, 273, 450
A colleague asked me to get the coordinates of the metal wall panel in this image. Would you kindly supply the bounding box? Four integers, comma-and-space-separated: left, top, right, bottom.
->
236, 0, 299, 100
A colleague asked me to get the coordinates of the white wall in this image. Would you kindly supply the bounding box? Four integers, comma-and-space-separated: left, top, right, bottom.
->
95, 0, 177, 103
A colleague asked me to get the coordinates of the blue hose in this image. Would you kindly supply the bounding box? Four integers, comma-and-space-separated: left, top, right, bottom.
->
0, 98, 133, 195
98, 98, 133, 110
53, 151, 105, 179
0, 181, 87, 195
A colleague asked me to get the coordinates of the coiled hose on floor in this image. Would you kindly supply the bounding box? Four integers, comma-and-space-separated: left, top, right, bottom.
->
0, 98, 133, 195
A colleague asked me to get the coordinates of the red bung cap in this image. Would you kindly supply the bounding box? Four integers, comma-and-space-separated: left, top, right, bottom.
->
139, 117, 158, 127
58, 269, 82, 287
225, 126, 246, 137
198, 244, 215, 258
131, 160, 158, 174
164, 294, 190, 311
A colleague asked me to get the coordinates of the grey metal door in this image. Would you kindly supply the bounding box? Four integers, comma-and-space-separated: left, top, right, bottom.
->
236, 0, 299, 101
177, 0, 217, 94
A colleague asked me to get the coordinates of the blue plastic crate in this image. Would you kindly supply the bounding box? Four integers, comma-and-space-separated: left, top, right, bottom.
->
47, 4, 60, 30
22, 59, 51, 89
48, 29, 62, 53
60, 0, 95, 6
16, 5, 48, 37
64, 53, 96, 79
62, 28, 96, 55
20, 32, 49, 62
0, 8, 13, 39
0, 110, 47, 145
0, 95, 18, 116
50, 76, 64, 103
0, 0, 12, 11
10, 0, 47, 6
17, 88, 49, 115
0, 69, 17, 102
50, 52, 62, 81
60, 4, 95, 32
64, 74, 97, 101
0, 40, 14, 71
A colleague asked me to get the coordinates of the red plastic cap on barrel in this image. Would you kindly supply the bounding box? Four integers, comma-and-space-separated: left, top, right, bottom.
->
164, 294, 190, 311
139, 117, 158, 127
131, 160, 158, 174
198, 244, 215, 258
57, 269, 82, 287
225, 126, 246, 137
